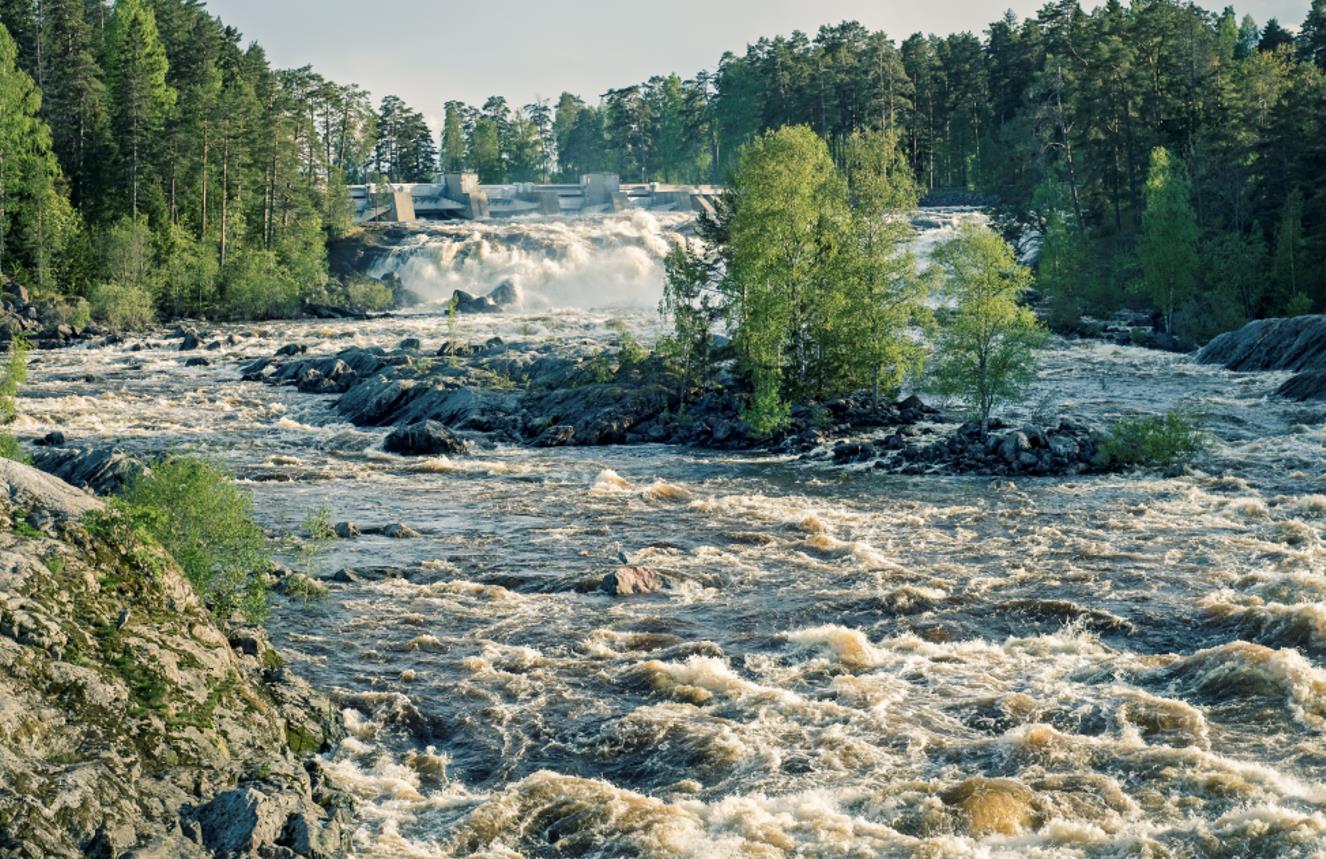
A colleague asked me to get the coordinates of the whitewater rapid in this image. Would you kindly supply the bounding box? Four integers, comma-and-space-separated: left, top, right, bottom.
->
14, 212, 1326, 857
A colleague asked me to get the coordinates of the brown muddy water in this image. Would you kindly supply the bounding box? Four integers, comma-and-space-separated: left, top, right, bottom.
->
15, 212, 1326, 857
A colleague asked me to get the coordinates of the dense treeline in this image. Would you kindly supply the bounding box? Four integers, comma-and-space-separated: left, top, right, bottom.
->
0, 0, 419, 323
451, 0, 1326, 345
2, 0, 1324, 337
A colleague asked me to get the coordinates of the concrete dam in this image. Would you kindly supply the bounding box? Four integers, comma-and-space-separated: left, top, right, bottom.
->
349, 172, 722, 222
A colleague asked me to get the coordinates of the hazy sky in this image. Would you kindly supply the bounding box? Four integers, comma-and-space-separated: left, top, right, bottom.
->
205, 0, 1310, 130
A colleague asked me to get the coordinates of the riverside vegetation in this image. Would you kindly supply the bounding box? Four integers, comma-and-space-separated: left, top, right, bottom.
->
0, 0, 1325, 343
0, 0, 1322, 856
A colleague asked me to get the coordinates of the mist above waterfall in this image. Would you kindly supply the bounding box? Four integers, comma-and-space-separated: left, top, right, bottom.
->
369, 210, 690, 312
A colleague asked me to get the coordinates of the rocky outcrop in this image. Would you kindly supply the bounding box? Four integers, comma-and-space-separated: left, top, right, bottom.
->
0, 460, 352, 857
1197, 315, 1326, 372
1198, 315, 1326, 402
30, 444, 147, 496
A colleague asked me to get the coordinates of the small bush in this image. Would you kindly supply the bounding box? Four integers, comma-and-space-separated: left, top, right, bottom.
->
1103, 409, 1206, 468
92, 282, 156, 330
343, 277, 394, 312
116, 455, 270, 623
0, 338, 29, 463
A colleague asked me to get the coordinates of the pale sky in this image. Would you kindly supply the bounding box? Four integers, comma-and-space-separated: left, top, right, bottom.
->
204, 0, 1310, 130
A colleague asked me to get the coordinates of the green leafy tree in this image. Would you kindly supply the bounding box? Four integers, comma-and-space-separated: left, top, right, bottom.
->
468, 117, 504, 183
1271, 189, 1310, 314
840, 128, 929, 407
932, 223, 1046, 431
0, 22, 71, 292
724, 125, 849, 435
1138, 147, 1198, 333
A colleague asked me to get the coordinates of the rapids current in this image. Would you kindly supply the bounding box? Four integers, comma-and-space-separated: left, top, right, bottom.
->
14, 212, 1326, 857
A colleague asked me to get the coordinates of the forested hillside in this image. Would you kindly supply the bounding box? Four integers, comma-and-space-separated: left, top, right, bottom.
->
1, 0, 1324, 340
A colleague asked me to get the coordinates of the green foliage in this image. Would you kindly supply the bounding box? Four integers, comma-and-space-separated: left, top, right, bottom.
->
931, 224, 1046, 429
838, 129, 930, 407
0, 334, 28, 463
725, 126, 850, 434
343, 276, 394, 312
1102, 409, 1206, 468
116, 455, 270, 623
91, 281, 156, 330
219, 250, 301, 320
606, 319, 646, 369
301, 505, 335, 542
1138, 148, 1199, 334
659, 241, 720, 411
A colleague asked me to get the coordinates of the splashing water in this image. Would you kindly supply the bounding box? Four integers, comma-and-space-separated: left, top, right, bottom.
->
371, 210, 690, 311
14, 212, 1326, 857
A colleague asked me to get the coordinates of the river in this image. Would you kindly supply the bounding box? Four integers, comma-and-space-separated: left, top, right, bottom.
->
14, 211, 1326, 857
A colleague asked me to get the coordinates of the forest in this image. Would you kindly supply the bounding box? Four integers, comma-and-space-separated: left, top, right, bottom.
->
0, 0, 1324, 341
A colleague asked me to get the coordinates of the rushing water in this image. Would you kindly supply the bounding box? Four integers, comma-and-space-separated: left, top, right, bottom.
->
15, 212, 1326, 857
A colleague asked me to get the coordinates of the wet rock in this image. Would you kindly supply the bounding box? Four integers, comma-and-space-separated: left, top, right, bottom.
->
380, 523, 420, 539
179, 331, 200, 350
383, 420, 469, 456
333, 521, 360, 539
534, 424, 575, 447
1278, 369, 1326, 402
30, 444, 147, 496
33, 430, 65, 447
600, 565, 672, 596
487, 280, 520, 308
398, 337, 422, 351
184, 356, 210, 367
450, 289, 502, 314
1198, 315, 1326, 372
276, 343, 307, 357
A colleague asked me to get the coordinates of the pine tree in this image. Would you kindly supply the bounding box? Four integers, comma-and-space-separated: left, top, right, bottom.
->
440, 101, 466, 172
105, 0, 174, 219
1139, 147, 1198, 333
1302, 0, 1326, 69
41, 0, 106, 213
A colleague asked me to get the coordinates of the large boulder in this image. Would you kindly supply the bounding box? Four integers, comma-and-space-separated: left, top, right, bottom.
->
1197, 315, 1326, 372
29, 444, 146, 496
1277, 369, 1326, 402
383, 420, 469, 456
450, 289, 502, 314
600, 565, 672, 596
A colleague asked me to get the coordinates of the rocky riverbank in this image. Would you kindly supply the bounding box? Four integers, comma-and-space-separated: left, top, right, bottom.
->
1197, 314, 1326, 401
0, 459, 352, 858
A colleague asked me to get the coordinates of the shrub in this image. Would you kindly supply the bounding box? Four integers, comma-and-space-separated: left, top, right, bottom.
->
0, 337, 29, 463
220, 250, 301, 320
116, 455, 270, 622
92, 282, 156, 330
343, 276, 394, 312
1102, 409, 1206, 468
